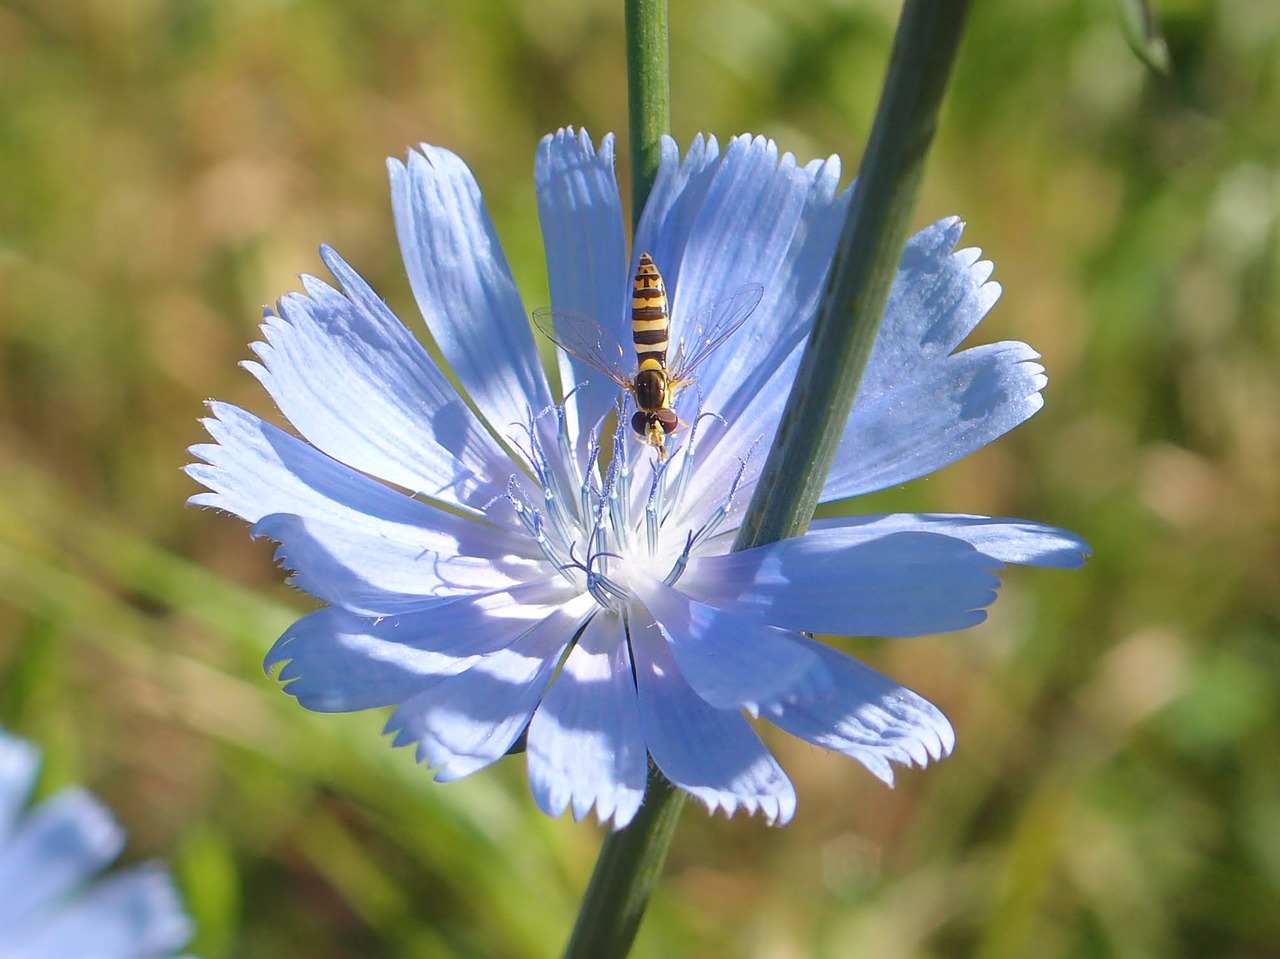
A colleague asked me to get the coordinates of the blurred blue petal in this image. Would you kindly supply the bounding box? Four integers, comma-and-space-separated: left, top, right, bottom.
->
0, 732, 192, 958
7, 864, 192, 959
0, 790, 123, 930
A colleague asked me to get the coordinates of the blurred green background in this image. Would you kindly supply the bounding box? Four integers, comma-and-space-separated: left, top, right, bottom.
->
1, 0, 1277, 956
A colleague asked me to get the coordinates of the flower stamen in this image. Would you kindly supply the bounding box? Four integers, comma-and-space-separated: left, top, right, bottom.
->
559, 542, 628, 610
645, 464, 663, 556
663, 530, 697, 586
604, 416, 634, 554
505, 476, 575, 574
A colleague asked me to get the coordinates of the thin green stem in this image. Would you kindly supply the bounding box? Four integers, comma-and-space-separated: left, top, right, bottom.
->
733, 0, 973, 552
562, 4, 674, 957
624, 0, 669, 232
561, 766, 685, 959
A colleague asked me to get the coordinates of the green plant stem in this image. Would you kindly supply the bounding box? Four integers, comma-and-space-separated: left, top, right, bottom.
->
624, 0, 669, 231
562, 4, 675, 957
561, 765, 685, 959
733, 0, 973, 552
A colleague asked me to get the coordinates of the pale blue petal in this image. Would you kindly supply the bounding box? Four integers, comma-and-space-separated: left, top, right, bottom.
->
695, 163, 848, 428
626, 139, 847, 520
243, 246, 512, 513
823, 220, 1042, 499
527, 611, 647, 828
265, 583, 581, 713
764, 634, 954, 783
187, 403, 522, 546
0, 733, 38, 843
390, 144, 553, 440
675, 218, 1036, 517
630, 136, 850, 457
632, 134, 720, 275
683, 531, 1001, 637
632, 577, 830, 711
653, 134, 800, 305
825, 341, 1046, 500
630, 604, 796, 825
535, 129, 629, 442
862, 219, 1001, 381
3, 864, 192, 959
808, 514, 1091, 568
265, 609, 471, 712
386, 601, 593, 781
639, 135, 803, 314
252, 512, 542, 617
660, 348, 800, 535
0, 790, 123, 932
683, 342, 1044, 531
664, 138, 847, 416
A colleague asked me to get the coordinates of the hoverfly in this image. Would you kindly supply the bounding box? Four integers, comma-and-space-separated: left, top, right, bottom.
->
533, 253, 764, 461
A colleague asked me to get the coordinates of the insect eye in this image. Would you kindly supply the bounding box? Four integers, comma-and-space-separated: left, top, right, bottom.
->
655, 409, 679, 433
631, 410, 650, 436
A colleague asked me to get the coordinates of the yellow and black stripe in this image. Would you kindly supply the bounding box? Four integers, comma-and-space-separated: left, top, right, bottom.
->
631, 252, 670, 369
628, 253, 680, 457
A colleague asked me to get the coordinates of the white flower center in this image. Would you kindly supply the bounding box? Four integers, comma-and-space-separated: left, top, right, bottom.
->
501, 400, 748, 612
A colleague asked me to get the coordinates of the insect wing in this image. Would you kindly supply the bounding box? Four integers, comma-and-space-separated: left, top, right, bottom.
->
670, 282, 765, 380
532, 307, 634, 389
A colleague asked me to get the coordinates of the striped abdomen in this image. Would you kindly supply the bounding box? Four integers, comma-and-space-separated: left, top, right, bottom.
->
631, 252, 670, 412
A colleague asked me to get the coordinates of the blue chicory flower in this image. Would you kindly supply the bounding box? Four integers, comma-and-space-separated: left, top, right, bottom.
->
188, 129, 1088, 829
0, 730, 193, 958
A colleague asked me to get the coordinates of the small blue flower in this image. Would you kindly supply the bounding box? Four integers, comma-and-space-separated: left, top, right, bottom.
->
188, 129, 1088, 828
0, 730, 193, 958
